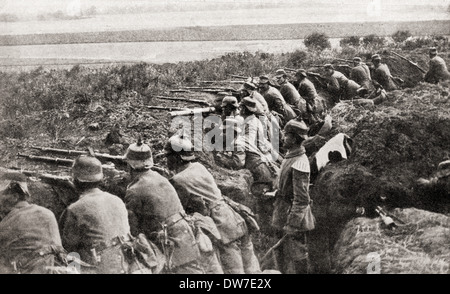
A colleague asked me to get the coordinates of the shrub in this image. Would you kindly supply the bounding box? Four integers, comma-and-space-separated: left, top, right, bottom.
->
304, 32, 331, 51
392, 30, 412, 43
287, 50, 308, 67
340, 36, 361, 47
402, 36, 435, 50
362, 34, 386, 47
0, 13, 19, 22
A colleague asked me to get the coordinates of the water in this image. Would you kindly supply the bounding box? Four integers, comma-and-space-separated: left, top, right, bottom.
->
0, 39, 342, 69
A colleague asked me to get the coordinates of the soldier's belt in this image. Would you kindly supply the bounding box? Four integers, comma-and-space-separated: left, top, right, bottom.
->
92, 235, 131, 253
163, 212, 187, 228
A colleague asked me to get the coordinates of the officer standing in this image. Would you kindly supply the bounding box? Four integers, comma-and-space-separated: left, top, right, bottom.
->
165, 135, 261, 274
124, 139, 222, 274
0, 176, 65, 274
271, 119, 316, 274
60, 155, 132, 274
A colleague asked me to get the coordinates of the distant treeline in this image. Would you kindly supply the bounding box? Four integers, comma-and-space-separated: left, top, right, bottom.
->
0, 20, 449, 46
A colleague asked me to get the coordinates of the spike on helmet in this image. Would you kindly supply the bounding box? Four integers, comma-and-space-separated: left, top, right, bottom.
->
125, 137, 154, 170
72, 155, 103, 182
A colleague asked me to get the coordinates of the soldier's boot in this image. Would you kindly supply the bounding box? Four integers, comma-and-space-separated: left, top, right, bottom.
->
240, 235, 261, 274
218, 240, 245, 274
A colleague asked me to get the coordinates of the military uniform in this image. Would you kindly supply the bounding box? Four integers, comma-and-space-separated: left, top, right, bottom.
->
272, 145, 315, 274
424, 56, 450, 84
327, 70, 361, 101
350, 65, 372, 91
60, 188, 131, 274
278, 80, 305, 116
0, 201, 64, 274
259, 85, 296, 124
249, 90, 270, 114
372, 63, 398, 91
170, 162, 260, 274
125, 169, 216, 274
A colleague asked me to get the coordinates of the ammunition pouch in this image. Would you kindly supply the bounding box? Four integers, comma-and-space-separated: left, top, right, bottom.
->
223, 196, 260, 234
154, 212, 200, 271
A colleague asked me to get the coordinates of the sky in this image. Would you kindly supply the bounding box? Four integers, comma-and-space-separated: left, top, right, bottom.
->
1, 0, 449, 17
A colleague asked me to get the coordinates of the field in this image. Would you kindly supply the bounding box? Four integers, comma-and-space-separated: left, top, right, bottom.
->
1, 20, 449, 46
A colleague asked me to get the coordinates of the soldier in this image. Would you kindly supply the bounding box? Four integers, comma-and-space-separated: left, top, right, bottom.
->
324, 64, 361, 102
371, 54, 398, 91
0, 177, 66, 274
227, 99, 281, 232
274, 69, 307, 117
424, 47, 450, 84
416, 159, 450, 196
272, 119, 316, 274
239, 81, 269, 115
60, 155, 132, 274
350, 57, 373, 92
124, 139, 222, 274
258, 75, 297, 126
294, 69, 327, 124
165, 135, 261, 274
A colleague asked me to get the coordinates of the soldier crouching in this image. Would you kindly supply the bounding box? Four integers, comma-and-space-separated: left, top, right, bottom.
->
123, 138, 220, 274
165, 134, 261, 274
0, 176, 68, 274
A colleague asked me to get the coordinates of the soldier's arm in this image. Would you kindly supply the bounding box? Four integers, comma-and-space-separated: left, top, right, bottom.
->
170, 179, 209, 215
124, 190, 142, 237
291, 166, 311, 206
327, 76, 340, 94
59, 208, 81, 254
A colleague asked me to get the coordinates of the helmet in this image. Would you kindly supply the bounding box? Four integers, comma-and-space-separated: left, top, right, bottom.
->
295, 69, 307, 78
72, 155, 103, 182
353, 56, 362, 62
275, 69, 287, 78
283, 119, 309, 139
125, 138, 154, 170
239, 82, 257, 91
164, 135, 196, 161
324, 64, 334, 70
221, 96, 239, 108
371, 54, 381, 61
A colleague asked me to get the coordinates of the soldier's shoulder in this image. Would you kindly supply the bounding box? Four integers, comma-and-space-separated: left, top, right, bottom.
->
291, 154, 310, 173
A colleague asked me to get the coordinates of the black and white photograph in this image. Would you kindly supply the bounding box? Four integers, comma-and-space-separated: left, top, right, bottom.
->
0, 0, 449, 279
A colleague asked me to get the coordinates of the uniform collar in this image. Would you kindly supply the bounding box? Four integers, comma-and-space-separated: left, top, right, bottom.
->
13, 201, 30, 210
284, 146, 306, 159
79, 187, 102, 199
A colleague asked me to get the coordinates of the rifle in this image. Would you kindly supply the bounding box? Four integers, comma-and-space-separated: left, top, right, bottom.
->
390, 51, 426, 73
30, 146, 126, 163
17, 153, 74, 166
228, 74, 249, 79
333, 58, 354, 63
169, 107, 216, 117
144, 105, 187, 111
154, 96, 210, 106
283, 67, 297, 73
199, 80, 245, 84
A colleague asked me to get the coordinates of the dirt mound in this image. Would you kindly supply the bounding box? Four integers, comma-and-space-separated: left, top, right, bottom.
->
332, 208, 450, 274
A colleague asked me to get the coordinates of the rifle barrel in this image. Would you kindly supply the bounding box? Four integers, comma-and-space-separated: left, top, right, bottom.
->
154, 96, 209, 105
169, 107, 216, 117
390, 51, 426, 73
30, 146, 126, 162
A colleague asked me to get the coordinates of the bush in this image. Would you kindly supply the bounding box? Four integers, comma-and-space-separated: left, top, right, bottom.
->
392, 30, 412, 43
402, 36, 436, 50
304, 32, 331, 51
0, 13, 19, 22
287, 50, 309, 67
340, 36, 360, 47
362, 34, 386, 47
